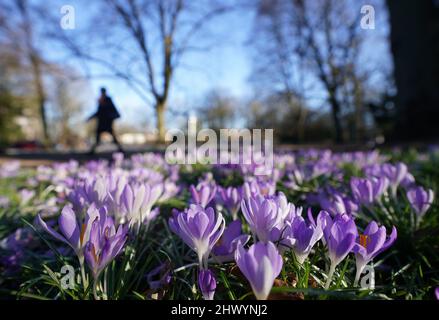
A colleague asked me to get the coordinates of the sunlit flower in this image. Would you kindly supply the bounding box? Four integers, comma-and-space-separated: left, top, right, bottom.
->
323, 214, 358, 289
169, 205, 225, 269
353, 221, 397, 286
235, 241, 283, 300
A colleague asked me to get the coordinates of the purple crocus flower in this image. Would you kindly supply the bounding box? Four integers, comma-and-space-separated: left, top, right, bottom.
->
350, 177, 389, 205
282, 210, 328, 264
318, 192, 358, 216
19, 189, 35, 206
235, 241, 283, 300
79, 176, 110, 207
407, 186, 434, 221
218, 186, 241, 220
112, 152, 124, 167
121, 182, 163, 229
323, 214, 358, 289
284, 169, 304, 191
159, 180, 180, 202
353, 221, 397, 286
400, 173, 416, 189
0, 196, 10, 208
241, 194, 283, 243
0, 227, 35, 272
0, 160, 20, 178
274, 192, 299, 222
381, 162, 408, 197
190, 184, 217, 208
198, 269, 217, 300
66, 184, 87, 214
37, 204, 104, 263
242, 180, 276, 198
436, 287, 439, 300
212, 220, 250, 262
169, 205, 225, 269
84, 215, 128, 280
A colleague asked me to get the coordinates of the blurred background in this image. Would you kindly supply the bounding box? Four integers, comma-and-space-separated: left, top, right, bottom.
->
1, 0, 438, 153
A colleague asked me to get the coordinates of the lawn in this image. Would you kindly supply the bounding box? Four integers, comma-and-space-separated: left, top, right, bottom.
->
0, 148, 438, 300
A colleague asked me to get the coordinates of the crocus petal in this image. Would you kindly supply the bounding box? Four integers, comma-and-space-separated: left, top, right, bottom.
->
58, 205, 80, 249
334, 233, 356, 265
37, 214, 69, 245
376, 226, 397, 256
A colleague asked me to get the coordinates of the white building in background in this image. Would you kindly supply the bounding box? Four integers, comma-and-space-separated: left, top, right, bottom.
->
119, 129, 158, 145
188, 114, 197, 134
120, 132, 147, 145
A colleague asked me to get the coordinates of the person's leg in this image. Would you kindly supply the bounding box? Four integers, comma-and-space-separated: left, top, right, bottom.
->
109, 125, 123, 152
90, 129, 101, 153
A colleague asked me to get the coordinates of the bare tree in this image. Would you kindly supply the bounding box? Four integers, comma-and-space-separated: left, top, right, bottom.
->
47, 70, 89, 148
251, 0, 385, 143
198, 90, 237, 131
250, 0, 309, 142
386, 0, 439, 141
0, 0, 50, 143
52, 0, 232, 142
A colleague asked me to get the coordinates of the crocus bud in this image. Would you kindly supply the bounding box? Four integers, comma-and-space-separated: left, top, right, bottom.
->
190, 184, 217, 208
407, 186, 434, 218
198, 269, 216, 300
235, 241, 283, 300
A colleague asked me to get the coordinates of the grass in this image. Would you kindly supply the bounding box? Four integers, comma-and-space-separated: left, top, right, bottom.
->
0, 149, 438, 300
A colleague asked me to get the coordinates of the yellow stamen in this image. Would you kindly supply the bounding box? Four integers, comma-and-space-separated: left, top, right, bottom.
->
359, 234, 370, 248
80, 223, 86, 245
91, 244, 99, 262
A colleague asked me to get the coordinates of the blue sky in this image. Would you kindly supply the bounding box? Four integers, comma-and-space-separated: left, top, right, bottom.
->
42, 0, 255, 130
40, 0, 391, 131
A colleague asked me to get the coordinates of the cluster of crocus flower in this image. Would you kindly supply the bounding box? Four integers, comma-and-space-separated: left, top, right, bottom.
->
36, 168, 168, 298
37, 204, 129, 295
351, 177, 389, 206
170, 183, 401, 299
120, 182, 163, 230
0, 160, 20, 178
317, 191, 358, 217
1, 148, 435, 301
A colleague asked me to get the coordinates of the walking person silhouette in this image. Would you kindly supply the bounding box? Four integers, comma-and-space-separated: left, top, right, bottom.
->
87, 87, 123, 154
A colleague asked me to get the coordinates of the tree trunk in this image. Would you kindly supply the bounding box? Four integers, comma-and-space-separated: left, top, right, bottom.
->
156, 101, 166, 143
38, 92, 48, 143
353, 79, 364, 143
328, 91, 344, 144
30, 53, 49, 144
17, 0, 49, 144
387, 0, 439, 141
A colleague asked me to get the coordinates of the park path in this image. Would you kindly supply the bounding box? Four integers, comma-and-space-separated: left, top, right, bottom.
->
0, 147, 165, 167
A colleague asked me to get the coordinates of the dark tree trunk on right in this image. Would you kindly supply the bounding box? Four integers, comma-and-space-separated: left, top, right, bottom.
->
387, 0, 439, 141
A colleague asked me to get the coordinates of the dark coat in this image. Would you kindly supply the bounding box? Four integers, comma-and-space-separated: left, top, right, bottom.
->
89, 96, 121, 133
